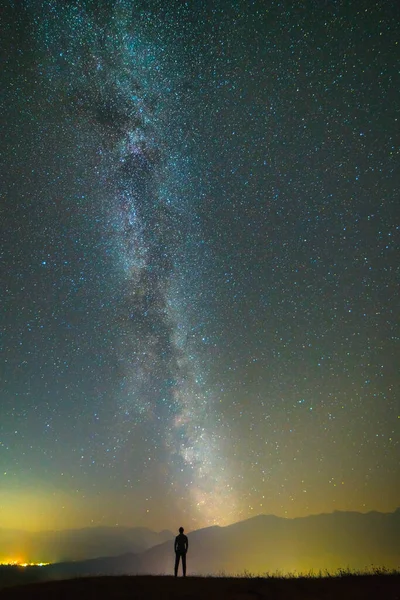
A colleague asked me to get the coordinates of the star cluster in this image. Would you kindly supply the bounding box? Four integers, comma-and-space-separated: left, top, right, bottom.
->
0, 0, 399, 533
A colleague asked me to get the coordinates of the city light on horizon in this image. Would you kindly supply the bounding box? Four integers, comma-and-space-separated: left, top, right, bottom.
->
0, 560, 50, 567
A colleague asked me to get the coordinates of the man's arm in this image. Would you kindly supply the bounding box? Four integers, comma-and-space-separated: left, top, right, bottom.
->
185, 536, 189, 552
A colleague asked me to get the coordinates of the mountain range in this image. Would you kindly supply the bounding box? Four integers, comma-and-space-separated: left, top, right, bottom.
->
134, 509, 400, 575
1, 509, 399, 578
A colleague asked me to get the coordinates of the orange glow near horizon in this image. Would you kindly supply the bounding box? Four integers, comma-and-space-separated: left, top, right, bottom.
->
0, 560, 50, 567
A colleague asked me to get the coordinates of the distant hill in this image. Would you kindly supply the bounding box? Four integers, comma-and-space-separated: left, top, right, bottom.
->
2, 509, 399, 580
136, 509, 400, 575
50, 509, 400, 577
0, 526, 173, 563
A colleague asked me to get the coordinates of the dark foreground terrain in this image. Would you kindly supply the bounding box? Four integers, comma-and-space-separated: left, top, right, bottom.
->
0, 573, 399, 600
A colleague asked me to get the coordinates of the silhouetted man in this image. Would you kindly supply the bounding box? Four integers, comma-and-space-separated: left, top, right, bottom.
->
174, 526, 188, 577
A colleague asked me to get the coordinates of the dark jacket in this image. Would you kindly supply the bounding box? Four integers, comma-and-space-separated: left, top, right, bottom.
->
174, 533, 188, 553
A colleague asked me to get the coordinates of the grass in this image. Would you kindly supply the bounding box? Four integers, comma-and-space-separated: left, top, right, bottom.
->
0, 568, 399, 599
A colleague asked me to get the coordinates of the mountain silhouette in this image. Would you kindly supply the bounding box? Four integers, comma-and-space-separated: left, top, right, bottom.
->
3, 509, 398, 583
136, 510, 400, 575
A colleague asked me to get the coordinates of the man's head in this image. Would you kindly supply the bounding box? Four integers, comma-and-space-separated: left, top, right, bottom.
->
179, 527, 184, 533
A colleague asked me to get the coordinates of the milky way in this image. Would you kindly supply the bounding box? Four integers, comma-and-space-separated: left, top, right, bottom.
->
30, 0, 233, 523
1, 0, 399, 533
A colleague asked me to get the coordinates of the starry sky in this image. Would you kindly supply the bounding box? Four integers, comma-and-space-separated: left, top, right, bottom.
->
1, 0, 399, 535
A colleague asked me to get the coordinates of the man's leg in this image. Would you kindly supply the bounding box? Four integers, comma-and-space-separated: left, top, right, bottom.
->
182, 552, 186, 577
174, 552, 180, 577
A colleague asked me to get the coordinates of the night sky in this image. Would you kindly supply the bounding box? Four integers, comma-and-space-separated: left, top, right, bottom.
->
1, 0, 399, 535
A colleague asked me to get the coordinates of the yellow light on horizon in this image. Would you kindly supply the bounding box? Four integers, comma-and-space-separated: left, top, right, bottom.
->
0, 560, 50, 567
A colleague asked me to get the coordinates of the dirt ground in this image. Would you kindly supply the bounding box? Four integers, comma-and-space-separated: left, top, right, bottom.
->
0, 574, 399, 600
